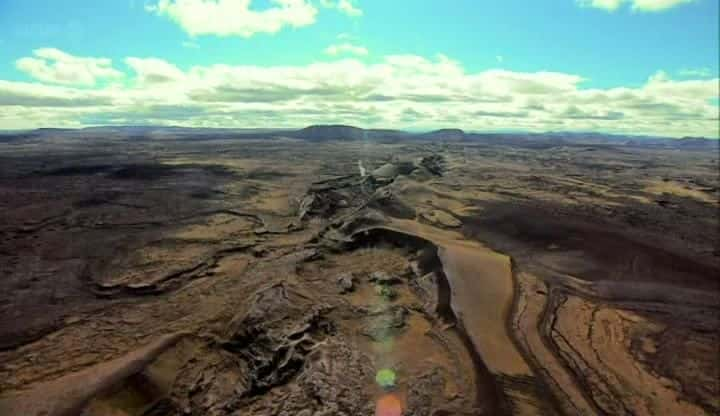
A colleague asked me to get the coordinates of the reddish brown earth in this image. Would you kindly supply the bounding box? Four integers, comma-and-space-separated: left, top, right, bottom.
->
0, 129, 717, 415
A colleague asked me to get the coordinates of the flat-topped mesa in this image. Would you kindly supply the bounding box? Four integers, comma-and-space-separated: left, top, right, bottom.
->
420, 128, 466, 141
293, 125, 367, 141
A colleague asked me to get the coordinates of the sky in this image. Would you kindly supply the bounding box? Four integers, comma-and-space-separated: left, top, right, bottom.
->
0, 0, 718, 137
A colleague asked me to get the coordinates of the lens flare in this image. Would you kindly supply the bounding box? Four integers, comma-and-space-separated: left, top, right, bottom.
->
375, 393, 403, 416
375, 368, 397, 388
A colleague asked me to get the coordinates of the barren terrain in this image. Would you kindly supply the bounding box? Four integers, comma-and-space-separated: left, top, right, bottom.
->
0, 126, 718, 416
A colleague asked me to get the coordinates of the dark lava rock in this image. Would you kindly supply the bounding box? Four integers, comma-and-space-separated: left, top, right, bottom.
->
416, 154, 445, 176
371, 163, 402, 179
223, 283, 334, 395
369, 271, 402, 285
336, 272, 356, 293
298, 192, 348, 221
371, 160, 416, 180
375, 284, 398, 300
297, 175, 372, 222
368, 188, 416, 219
361, 305, 408, 341
413, 272, 441, 316
246, 339, 374, 415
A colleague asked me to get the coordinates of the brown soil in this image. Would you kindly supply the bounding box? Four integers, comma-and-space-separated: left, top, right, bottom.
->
0, 134, 717, 415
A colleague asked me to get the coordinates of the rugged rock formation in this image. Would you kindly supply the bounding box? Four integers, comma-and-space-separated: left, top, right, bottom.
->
0, 133, 717, 416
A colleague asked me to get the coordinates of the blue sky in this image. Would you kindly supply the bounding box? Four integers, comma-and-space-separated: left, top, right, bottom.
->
0, 0, 718, 136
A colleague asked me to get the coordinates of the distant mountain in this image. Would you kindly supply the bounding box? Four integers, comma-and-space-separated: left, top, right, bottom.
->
673, 137, 720, 150
0, 126, 294, 142
419, 129, 466, 141
292, 125, 368, 141
0, 125, 717, 150
291, 126, 471, 142
291, 125, 412, 142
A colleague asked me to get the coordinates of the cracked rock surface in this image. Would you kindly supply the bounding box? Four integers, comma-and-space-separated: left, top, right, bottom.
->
0, 132, 717, 416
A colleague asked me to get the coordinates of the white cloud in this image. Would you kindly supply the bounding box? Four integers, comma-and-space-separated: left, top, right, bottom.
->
0, 80, 114, 107
15, 48, 123, 86
577, 0, 696, 12
125, 57, 187, 85
320, 0, 363, 16
473, 70, 584, 95
146, 0, 318, 37
325, 43, 369, 56
337, 0, 363, 16
2, 50, 718, 137
630, 0, 695, 11
678, 67, 713, 78
578, 0, 623, 10
644, 70, 719, 100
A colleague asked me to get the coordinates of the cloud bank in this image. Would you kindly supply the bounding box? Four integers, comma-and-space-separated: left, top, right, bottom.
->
1, 49, 718, 137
